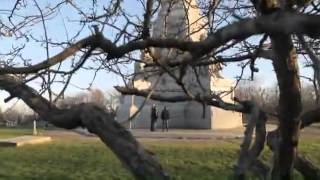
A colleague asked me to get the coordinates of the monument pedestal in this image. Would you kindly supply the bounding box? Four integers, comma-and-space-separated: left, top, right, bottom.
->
116, 0, 243, 129
116, 78, 243, 130
117, 99, 242, 130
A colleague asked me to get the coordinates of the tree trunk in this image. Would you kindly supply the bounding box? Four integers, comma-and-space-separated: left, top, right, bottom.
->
267, 107, 320, 179
234, 101, 268, 179
270, 35, 302, 180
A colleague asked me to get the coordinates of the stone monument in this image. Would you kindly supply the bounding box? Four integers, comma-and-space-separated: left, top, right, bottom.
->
116, 0, 243, 129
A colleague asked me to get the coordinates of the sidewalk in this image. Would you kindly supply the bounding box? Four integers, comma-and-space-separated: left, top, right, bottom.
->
128, 124, 278, 140
44, 124, 279, 141
130, 128, 245, 140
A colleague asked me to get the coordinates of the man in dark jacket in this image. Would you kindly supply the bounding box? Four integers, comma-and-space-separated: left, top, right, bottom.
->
161, 106, 170, 132
150, 104, 158, 131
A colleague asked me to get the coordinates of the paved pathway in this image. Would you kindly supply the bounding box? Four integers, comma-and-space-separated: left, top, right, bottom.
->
43, 124, 280, 141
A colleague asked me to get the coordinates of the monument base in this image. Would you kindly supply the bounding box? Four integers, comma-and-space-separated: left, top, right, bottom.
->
116, 96, 243, 130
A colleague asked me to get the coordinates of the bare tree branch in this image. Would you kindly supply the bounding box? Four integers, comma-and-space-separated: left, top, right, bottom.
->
0, 75, 169, 180
1, 12, 320, 75
115, 86, 245, 112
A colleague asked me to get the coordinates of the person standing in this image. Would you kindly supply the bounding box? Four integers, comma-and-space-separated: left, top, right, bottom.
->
161, 106, 170, 132
150, 104, 158, 131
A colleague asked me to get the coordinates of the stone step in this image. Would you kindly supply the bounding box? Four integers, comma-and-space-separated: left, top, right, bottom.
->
0, 136, 52, 147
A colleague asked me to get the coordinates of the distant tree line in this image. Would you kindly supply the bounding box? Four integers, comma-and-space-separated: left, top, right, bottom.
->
57, 89, 121, 111
235, 80, 318, 122
0, 89, 121, 126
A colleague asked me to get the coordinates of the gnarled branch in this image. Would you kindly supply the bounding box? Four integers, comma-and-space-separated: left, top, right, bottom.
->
0, 75, 169, 180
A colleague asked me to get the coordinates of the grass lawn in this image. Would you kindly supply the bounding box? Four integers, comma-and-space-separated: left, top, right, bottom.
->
0, 128, 319, 180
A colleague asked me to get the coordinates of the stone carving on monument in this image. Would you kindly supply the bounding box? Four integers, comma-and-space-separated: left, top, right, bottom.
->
117, 0, 243, 129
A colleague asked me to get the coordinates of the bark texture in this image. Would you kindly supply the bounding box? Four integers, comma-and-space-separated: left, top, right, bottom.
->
234, 101, 268, 179
266, 107, 320, 179
271, 35, 302, 180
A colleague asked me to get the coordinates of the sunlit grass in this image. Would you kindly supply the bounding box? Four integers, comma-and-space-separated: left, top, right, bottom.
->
0, 128, 319, 180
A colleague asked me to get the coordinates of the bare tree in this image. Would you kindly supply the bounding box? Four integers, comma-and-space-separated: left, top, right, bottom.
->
105, 89, 121, 111
1, 0, 320, 179
89, 88, 107, 108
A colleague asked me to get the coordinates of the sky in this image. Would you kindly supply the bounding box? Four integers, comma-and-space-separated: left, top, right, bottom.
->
0, 0, 314, 111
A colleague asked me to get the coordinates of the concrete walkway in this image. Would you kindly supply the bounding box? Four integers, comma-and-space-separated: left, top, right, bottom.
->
130, 128, 245, 140
128, 124, 278, 140
43, 125, 279, 141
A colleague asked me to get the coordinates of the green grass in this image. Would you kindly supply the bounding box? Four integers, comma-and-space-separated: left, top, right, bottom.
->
0, 127, 34, 138
0, 128, 319, 180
